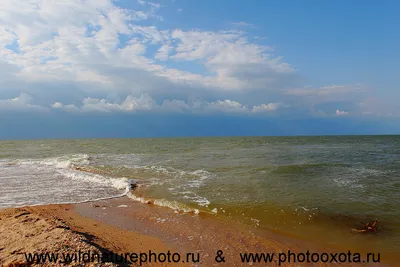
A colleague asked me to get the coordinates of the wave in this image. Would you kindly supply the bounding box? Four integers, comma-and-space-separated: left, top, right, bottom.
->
8, 154, 91, 169
0, 154, 134, 207
122, 165, 215, 214
126, 192, 201, 215
1, 154, 217, 215
119, 164, 214, 208
40, 154, 138, 197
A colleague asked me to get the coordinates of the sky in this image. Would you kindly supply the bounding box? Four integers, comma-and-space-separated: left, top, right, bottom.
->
0, 0, 399, 139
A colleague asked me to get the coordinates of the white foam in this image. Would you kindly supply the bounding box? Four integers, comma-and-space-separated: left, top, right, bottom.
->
126, 192, 149, 204
0, 155, 133, 209
126, 192, 200, 215
122, 164, 215, 209
57, 169, 129, 191
37, 154, 90, 168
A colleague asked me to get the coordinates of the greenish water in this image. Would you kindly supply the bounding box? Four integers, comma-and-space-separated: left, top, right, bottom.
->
0, 136, 399, 255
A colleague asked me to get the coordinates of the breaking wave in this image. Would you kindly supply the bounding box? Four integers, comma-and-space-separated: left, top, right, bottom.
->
0, 154, 213, 215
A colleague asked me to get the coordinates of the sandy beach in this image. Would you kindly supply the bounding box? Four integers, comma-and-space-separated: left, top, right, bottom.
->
1, 197, 395, 267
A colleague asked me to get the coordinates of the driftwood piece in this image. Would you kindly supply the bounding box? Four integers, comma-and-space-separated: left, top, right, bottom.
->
352, 220, 379, 233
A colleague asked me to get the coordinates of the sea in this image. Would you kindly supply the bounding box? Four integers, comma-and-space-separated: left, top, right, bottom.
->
0, 136, 399, 255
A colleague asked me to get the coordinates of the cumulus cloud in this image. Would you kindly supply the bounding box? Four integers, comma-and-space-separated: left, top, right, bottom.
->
203, 100, 248, 113
252, 103, 281, 113
167, 29, 295, 90
336, 109, 349, 116
77, 94, 157, 112
51, 95, 282, 115
51, 102, 64, 109
0, 93, 48, 111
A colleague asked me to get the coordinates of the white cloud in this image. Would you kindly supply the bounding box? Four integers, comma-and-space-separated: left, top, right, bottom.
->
52, 102, 64, 109
204, 100, 248, 113
51, 94, 156, 113
138, 0, 161, 10
155, 44, 173, 61
52, 95, 282, 115
252, 103, 281, 113
336, 109, 349, 116
63, 104, 81, 113
0, 93, 48, 111
119, 94, 156, 111
167, 29, 294, 90
51, 102, 81, 113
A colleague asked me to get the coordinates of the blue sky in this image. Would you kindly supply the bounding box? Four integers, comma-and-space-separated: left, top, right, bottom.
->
0, 0, 399, 139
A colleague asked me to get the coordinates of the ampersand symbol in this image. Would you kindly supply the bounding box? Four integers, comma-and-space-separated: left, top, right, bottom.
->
215, 250, 225, 263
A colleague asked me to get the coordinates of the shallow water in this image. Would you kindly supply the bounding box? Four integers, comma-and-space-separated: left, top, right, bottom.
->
0, 136, 399, 254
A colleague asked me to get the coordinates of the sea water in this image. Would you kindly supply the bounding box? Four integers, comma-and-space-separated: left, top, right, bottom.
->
0, 136, 399, 255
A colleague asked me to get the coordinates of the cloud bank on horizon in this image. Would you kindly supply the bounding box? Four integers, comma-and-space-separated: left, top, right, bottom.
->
0, 0, 399, 132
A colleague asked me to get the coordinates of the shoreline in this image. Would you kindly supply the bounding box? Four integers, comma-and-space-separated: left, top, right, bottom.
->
1, 197, 395, 266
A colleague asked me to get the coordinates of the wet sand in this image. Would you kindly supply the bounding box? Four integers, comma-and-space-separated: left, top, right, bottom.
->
0, 197, 395, 266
